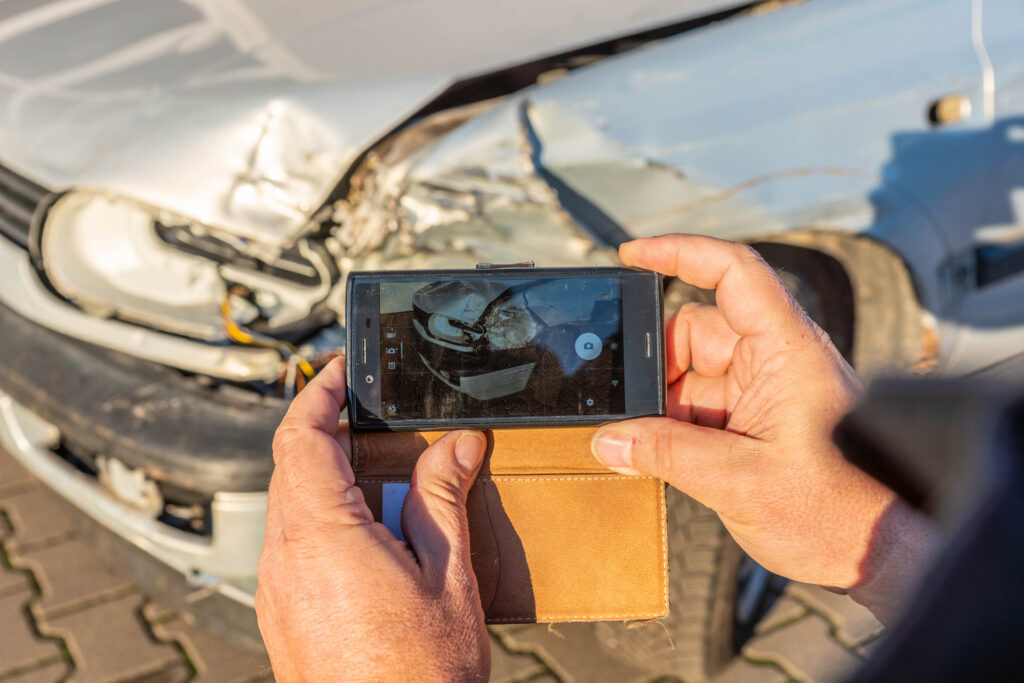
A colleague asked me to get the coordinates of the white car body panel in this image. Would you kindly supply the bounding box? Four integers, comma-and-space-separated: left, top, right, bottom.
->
0, 0, 743, 245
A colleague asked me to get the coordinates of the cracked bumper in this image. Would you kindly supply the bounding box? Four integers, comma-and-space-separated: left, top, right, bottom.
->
0, 389, 265, 606
0, 300, 285, 495
0, 301, 284, 605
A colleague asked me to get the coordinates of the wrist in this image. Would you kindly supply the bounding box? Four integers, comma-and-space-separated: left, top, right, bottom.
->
842, 498, 939, 624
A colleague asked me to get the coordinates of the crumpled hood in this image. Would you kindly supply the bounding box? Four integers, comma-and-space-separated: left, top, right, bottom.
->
414, 280, 511, 327
0, 0, 742, 246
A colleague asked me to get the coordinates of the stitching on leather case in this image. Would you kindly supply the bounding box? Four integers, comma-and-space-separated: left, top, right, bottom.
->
658, 483, 669, 616
355, 476, 660, 483
487, 612, 664, 622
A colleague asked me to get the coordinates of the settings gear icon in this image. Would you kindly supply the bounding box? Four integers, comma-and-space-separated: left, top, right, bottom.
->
585, 397, 595, 407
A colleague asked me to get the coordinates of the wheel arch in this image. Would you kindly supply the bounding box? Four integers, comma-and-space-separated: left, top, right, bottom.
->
748, 229, 936, 377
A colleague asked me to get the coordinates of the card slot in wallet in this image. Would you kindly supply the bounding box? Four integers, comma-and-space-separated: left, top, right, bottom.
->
352, 429, 669, 624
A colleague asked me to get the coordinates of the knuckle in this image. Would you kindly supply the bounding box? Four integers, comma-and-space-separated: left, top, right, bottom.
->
812, 322, 837, 350
734, 242, 764, 264
271, 422, 303, 456
677, 301, 710, 322
328, 487, 376, 525
256, 553, 275, 590
420, 476, 467, 509
656, 427, 685, 480
631, 421, 677, 478
340, 483, 367, 507
279, 521, 322, 551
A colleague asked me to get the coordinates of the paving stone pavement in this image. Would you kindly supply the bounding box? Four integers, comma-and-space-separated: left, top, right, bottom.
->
712, 583, 883, 683
0, 448, 273, 683
0, 445, 883, 682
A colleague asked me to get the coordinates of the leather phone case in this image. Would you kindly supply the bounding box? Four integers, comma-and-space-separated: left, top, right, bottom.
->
351, 427, 669, 623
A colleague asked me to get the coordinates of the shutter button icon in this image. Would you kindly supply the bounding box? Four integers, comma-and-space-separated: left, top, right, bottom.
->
575, 333, 602, 361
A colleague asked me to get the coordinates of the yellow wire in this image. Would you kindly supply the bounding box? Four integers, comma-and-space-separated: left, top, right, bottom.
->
219, 299, 315, 378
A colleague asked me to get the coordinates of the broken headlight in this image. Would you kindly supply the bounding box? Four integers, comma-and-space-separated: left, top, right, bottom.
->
37, 192, 334, 342
483, 293, 538, 350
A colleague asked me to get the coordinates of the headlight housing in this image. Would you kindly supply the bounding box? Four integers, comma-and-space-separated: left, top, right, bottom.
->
38, 192, 333, 342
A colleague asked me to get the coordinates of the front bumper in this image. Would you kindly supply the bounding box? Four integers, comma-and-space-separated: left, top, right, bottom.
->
0, 300, 285, 495
0, 300, 285, 605
0, 388, 266, 606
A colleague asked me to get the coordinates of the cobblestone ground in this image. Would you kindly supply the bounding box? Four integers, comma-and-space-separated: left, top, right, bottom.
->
0, 446, 882, 682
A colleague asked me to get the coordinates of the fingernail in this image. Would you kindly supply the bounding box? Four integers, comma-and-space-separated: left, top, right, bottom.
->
592, 431, 634, 470
455, 432, 486, 471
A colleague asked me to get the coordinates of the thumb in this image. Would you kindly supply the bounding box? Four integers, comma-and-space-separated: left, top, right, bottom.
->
591, 417, 751, 509
402, 430, 487, 586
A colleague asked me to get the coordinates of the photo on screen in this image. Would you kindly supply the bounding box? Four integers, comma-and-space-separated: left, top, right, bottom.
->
377, 276, 625, 420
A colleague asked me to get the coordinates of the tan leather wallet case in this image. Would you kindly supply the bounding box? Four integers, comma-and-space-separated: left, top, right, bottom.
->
352, 427, 669, 623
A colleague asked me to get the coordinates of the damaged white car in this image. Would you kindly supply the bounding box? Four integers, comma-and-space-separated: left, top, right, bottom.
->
3, 0, 1024, 678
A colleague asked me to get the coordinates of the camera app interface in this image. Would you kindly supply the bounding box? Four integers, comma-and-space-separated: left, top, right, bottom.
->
378, 276, 625, 420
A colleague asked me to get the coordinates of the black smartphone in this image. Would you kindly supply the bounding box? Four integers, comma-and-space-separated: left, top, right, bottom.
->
346, 266, 665, 431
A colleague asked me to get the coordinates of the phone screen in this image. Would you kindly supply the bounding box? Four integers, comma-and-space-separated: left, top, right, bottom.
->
378, 276, 623, 420
348, 267, 664, 430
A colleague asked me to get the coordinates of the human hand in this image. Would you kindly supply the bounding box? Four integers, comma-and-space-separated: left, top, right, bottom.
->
256, 359, 490, 681
591, 234, 935, 621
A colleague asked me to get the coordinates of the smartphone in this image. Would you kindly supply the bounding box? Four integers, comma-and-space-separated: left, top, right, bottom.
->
346, 266, 665, 431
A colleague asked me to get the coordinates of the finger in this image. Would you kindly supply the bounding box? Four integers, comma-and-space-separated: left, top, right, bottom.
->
401, 431, 486, 588
270, 438, 374, 531
591, 417, 758, 511
666, 303, 740, 383
621, 235, 810, 339
667, 373, 733, 429
270, 357, 372, 526
275, 357, 347, 457
334, 422, 354, 464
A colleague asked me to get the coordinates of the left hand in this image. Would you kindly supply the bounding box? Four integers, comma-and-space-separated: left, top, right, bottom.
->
255, 358, 491, 681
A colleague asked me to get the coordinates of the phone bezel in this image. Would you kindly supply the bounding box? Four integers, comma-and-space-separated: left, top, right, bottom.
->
346, 266, 665, 431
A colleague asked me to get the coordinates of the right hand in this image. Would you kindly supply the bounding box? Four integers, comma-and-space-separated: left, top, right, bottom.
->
591, 234, 933, 617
